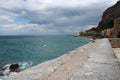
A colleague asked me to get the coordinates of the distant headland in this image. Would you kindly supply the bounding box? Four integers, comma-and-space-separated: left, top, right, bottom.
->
74, 1, 120, 38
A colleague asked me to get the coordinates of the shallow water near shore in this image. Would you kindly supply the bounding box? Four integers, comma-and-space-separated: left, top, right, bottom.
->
0, 35, 90, 79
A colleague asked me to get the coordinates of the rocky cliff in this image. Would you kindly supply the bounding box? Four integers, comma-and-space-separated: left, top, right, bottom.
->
96, 1, 120, 31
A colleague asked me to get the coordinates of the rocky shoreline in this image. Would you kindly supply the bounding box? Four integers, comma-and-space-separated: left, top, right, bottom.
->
4, 39, 120, 80
3, 39, 98, 80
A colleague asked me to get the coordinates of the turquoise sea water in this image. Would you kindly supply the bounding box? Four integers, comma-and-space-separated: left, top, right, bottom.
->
0, 35, 90, 78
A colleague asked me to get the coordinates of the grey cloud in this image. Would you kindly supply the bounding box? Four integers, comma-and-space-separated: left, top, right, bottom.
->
0, 0, 118, 35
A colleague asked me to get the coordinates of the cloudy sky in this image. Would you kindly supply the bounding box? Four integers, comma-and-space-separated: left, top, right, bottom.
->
0, 0, 118, 35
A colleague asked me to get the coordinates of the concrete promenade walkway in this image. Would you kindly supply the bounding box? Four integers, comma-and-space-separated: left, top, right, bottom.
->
4, 39, 120, 80
70, 39, 120, 80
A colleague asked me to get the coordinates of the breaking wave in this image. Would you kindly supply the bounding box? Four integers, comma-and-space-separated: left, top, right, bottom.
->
0, 61, 33, 80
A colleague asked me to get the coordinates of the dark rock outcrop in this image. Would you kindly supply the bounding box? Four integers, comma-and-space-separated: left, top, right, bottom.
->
9, 64, 19, 72
96, 1, 120, 31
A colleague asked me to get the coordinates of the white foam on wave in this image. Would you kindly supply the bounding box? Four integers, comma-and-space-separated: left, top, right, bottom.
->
0, 61, 33, 80
19, 61, 33, 70
0, 76, 3, 80
2, 64, 10, 75
9, 72, 17, 76
42, 44, 47, 47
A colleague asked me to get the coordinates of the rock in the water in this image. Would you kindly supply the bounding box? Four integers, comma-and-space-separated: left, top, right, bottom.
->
9, 64, 19, 72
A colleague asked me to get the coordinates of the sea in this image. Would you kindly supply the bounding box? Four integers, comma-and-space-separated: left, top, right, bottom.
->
0, 35, 90, 79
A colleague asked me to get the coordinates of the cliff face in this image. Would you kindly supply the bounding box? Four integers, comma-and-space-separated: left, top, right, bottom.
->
96, 1, 120, 31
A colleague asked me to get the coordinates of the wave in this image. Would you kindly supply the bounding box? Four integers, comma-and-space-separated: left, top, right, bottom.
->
41, 44, 47, 47
0, 61, 33, 80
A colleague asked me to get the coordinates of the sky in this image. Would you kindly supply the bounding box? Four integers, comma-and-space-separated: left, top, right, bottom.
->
0, 0, 118, 35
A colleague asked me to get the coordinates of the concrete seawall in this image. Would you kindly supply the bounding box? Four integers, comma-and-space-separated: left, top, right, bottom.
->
4, 39, 120, 80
